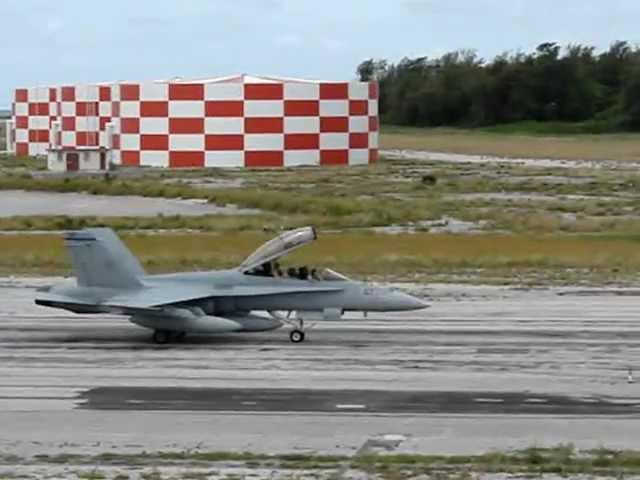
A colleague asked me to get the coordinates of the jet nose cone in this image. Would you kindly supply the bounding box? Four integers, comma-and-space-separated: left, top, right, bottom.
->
391, 291, 429, 311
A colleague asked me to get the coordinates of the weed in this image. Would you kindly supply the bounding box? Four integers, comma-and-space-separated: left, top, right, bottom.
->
32, 453, 85, 464
0, 153, 47, 171
140, 469, 163, 480
76, 470, 106, 480
19, 445, 640, 477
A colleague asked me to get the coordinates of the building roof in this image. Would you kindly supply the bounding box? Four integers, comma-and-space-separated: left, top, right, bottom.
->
14, 74, 363, 94
171, 74, 329, 84
49, 146, 107, 152
0, 109, 11, 119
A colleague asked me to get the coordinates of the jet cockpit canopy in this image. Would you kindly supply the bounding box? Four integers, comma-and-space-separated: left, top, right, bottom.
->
239, 226, 317, 273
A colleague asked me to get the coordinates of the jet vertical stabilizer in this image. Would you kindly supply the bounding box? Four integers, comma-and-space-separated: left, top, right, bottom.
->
64, 228, 145, 289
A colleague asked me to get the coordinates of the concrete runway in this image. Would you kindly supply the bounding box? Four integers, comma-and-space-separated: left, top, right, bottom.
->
1, 277, 640, 456
0, 190, 259, 217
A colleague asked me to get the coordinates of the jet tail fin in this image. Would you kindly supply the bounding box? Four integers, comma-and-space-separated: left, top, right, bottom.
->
64, 228, 145, 289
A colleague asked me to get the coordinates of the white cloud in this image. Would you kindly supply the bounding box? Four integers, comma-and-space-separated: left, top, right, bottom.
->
44, 16, 64, 36
273, 34, 303, 48
320, 38, 347, 52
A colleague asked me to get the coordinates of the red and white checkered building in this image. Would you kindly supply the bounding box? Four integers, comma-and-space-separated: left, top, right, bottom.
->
10, 74, 379, 168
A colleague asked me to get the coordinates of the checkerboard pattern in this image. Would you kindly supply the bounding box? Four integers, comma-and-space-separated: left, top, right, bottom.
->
12, 84, 112, 157
12, 76, 379, 168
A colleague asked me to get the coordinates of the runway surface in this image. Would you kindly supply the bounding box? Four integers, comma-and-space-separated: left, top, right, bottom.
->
1, 277, 640, 456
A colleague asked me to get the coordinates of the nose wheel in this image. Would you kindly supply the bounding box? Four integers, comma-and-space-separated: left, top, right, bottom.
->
152, 330, 172, 344
289, 317, 307, 343
289, 329, 305, 343
268, 311, 310, 343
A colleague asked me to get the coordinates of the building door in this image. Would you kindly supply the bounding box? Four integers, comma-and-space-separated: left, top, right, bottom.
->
66, 153, 79, 171
99, 151, 106, 170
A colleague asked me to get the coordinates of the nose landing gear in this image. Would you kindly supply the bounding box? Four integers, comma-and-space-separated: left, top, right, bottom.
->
288, 317, 308, 343
152, 330, 186, 344
289, 329, 305, 343
268, 310, 310, 343
152, 330, 171, 344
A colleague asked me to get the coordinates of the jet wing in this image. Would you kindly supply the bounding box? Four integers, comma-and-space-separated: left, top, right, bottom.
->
103, 283, 342, 309
34, 290, 164, 317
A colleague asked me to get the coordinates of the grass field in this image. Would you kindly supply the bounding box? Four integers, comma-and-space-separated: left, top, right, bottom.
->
1, 130, 639, 285
2, 231, 639, 285
16, 445, 640, 478
380, 126, 640, 161
1, 154, 639, 235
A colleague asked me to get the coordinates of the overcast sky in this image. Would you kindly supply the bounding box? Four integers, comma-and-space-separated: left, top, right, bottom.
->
2, 0, 639, 106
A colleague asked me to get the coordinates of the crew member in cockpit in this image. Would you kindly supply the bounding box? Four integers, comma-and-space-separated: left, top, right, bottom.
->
273, 262, 283, 277
298, 266, 309, 280
258, 262, 272, 277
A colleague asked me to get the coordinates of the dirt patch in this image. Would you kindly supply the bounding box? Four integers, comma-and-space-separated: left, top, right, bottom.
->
499, 175, 597, 185
447, 192, 622, 202
163, 177, 246, 189
372, 216, 489, 234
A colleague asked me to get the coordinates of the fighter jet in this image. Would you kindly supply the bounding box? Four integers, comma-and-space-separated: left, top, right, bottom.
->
35, 226, 427, 344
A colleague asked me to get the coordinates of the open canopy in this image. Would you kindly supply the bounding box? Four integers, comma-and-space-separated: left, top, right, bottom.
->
238, 227, 317, 273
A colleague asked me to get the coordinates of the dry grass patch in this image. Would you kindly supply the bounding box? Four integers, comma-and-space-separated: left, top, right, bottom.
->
23, 445, 640, 477
2, 232, 639, 283
0, 153, 47, 171
381, 127, 640, 161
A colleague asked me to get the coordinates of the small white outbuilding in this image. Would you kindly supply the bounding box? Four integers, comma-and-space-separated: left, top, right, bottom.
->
47, 146, 109, 172
46, 119, 112, 171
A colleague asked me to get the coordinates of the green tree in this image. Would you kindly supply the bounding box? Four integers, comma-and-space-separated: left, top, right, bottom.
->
622, 66, 640, 129
358, 41, 640, 131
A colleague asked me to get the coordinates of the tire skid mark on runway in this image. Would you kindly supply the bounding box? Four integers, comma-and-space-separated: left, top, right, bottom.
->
75, 386, 640, 416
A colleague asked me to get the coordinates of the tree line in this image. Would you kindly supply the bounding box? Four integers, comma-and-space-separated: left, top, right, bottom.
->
357, 42, 640, 131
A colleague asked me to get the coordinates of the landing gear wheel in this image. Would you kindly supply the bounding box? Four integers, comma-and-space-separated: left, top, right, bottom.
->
152, 330, 171, 344
289, 329, 305, 343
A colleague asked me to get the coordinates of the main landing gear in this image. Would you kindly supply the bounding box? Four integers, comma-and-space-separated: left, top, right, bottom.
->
152, 330, 186, 344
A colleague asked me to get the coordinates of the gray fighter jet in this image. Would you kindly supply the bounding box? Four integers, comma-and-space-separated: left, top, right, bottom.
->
35, 227, 427, 344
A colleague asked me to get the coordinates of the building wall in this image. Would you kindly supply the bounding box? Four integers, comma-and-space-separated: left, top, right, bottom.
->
12, 79, 379, 168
